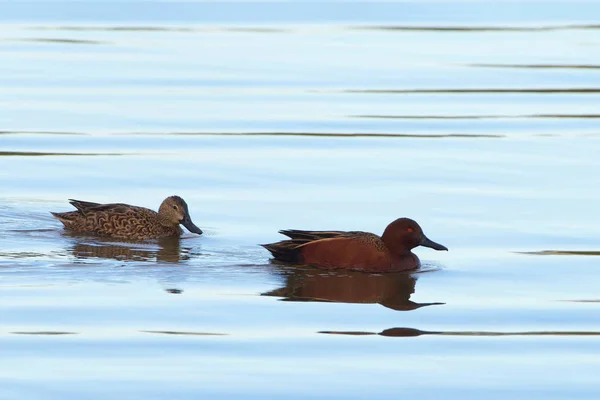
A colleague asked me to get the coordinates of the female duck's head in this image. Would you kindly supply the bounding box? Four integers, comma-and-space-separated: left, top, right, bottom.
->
158, 196, 203, 235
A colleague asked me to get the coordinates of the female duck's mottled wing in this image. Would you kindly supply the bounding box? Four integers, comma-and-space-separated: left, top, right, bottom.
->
278, 229, 364, 241
51, 199, 106, 226
68, 199, 131, 215
87, 205, 158, 237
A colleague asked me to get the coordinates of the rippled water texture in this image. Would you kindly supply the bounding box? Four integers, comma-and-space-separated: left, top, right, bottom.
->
1, 1, 600, 399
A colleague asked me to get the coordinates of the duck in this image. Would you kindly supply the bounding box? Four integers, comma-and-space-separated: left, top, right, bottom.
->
51, 195, 202, 240
261, 217, 447, 272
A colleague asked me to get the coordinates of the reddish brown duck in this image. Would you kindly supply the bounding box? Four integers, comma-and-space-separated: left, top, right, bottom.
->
262, 218, 447, 272
51, 196, 202, 240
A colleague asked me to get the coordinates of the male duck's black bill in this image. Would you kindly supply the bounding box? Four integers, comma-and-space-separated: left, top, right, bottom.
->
182, 217, 203, 235
421, 236, 448, 251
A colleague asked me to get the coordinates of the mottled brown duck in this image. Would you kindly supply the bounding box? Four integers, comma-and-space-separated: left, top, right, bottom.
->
262, 218, 447, 273
51, 195, 202, 240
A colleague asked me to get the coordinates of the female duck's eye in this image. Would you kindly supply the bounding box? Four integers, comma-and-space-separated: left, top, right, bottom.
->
407, 228, 413, 233
173, 205, 178, 210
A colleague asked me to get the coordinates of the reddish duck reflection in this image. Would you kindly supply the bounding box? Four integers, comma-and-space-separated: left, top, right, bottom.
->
262, 267, 443, 311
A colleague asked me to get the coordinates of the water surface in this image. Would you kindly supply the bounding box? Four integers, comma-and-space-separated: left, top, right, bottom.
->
1, 1, 600, 399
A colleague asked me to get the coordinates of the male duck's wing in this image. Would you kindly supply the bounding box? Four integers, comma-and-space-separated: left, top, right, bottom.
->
278, 229, 364, 241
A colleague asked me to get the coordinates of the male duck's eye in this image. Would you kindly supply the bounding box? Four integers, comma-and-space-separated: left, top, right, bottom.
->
407, 228, 413, 233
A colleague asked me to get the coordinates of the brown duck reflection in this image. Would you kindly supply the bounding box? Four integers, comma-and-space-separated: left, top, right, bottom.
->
69, 236, 189, 263
262, 267, 444, 311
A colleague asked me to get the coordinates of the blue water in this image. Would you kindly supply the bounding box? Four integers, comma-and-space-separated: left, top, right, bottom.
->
1, 1, 600, 399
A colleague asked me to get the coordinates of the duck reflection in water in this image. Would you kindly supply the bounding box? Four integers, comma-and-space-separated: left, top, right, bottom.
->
262, 267, 444, 311
68, 236, 190, 263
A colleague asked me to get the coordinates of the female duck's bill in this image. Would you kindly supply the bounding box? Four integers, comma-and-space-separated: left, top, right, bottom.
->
180, 209, 202, 234
182, 216, 202, 234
